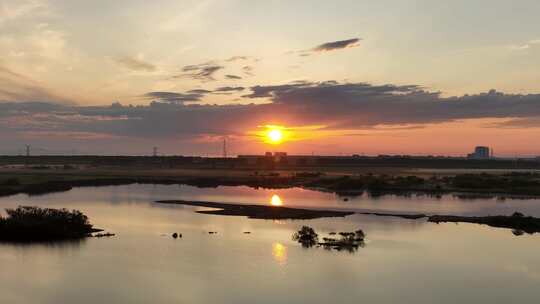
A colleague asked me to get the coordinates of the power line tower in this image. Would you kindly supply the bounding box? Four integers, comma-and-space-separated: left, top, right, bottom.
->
222, 137, 227, 158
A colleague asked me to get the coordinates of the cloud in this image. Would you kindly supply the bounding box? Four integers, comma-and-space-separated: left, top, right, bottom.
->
0, 0, 48, 25
292, 38, 362, 56
2, 81, 540, 149
313, 38, 361, 52
177, 62, 224, 81
509, 39, 540, 51
0, 64, 69, 103
141, 91, 206, 104
225, 56, 249, 62
490, 117, 540, 129
242, 66, 254, 76
187, 89, 212, 94
243, 81, 540, 127
225, 74, 242, 80
213, 86, 244, 93
115, 56, 156, 72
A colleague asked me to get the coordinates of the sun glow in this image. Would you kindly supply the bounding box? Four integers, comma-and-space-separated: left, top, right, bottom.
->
267, 127, 283, 144
270, 194, 283, 206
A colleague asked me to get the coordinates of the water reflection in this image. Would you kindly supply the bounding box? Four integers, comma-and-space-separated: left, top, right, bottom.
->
0, 238, 86, 251
0, 185, 540, 303
272, 242, 287, 265
270, 194, 283, 206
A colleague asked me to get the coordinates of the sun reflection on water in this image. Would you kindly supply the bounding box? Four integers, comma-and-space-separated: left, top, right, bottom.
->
270, 194, 283, 206
272, 242, 287, 265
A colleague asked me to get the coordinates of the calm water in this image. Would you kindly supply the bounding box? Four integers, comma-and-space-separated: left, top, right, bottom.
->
1, 185, 540, 303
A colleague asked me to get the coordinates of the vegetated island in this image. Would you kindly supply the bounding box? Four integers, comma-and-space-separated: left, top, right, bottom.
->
155, 200, 354, 220
359, 211, 540, 234
0, 206, 104, 242
293, 226, 366, 252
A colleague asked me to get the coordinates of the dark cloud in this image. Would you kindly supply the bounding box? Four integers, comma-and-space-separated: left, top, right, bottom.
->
2, 81, 540, 148
141, 91, 205, 104
225, 74, 242, 80
313, 38, 361, 52
213, 86, 245, 93
115, 56, 156, 72
243, 82, 540, 127
187, 89, 212, 94
177, 62, 224, 81
291, 38, 362, 56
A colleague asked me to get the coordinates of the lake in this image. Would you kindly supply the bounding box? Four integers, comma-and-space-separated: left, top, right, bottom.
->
1, 184, 539, 303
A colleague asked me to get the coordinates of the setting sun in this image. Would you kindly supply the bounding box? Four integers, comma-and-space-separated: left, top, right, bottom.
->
270, 194, 283, 206
268, 129, 283, 144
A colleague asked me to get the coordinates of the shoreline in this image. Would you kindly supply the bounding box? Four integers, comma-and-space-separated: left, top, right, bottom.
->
2, 169, 540, 200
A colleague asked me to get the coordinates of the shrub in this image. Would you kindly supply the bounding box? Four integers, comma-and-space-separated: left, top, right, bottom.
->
292, 226, 318, 248
0, 206, 95, 241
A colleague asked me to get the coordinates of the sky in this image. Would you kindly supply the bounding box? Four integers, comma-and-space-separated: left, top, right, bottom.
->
1, 0, 540, 156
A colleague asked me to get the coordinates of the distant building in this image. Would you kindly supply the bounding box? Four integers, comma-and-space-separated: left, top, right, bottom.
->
467, 146, 491, 159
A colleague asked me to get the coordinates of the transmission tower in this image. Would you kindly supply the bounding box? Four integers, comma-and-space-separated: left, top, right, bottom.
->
222, 138, 227, 158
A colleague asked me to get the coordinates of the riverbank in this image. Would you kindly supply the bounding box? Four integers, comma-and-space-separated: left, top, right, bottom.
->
359, 211, 540, 234
1, 167, 540, 199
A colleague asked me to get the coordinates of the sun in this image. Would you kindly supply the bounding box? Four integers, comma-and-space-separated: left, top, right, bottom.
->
270, 194, 283, 206
256, 124, 289, 144
267, 128, 283, 144
266, 127, 283, 144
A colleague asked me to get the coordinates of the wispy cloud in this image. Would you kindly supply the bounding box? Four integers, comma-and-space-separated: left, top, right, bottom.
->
115, 56, 156, 72
212, 86, 244, 94
242, 66, 254, 76
141, 91, 206, 104
313, 38, 361, 52
225, 74, 242, 80
292, 38, 362, 57
509, 39, 540, 51
0, 64, 69, 103
176, 62, 224, 81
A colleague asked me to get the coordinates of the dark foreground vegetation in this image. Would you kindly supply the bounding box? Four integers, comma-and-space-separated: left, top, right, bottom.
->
155, 200, 354, 220
360, 211, 540, 235
293, 226, 366, 252
0, 206, 101, 242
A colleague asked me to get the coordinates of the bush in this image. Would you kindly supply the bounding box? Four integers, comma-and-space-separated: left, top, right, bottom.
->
0, 206, 96, 241
292, 226, 318, 248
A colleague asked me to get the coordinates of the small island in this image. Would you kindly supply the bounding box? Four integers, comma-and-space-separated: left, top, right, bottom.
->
293, 226, 367, 252
0, 206, 103, 242
155, 200, 354, 220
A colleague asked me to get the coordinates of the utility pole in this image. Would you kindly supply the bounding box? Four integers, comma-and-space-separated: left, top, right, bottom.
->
153, 146, 158, 157
25, 145, 30, 157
